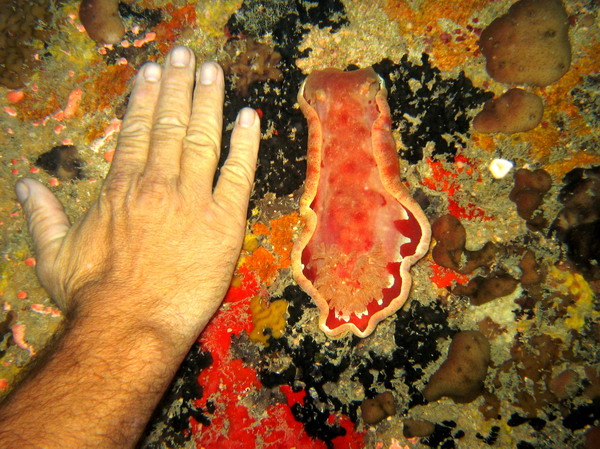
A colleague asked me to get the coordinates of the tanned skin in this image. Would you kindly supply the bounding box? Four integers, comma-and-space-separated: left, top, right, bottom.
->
0, 46, 260, 448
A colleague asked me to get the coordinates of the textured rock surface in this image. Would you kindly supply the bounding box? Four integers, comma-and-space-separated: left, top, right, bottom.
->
1, 1, 599, 448
0, 0, 54, 88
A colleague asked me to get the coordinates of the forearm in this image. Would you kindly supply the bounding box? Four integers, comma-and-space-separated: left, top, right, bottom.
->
0, 306, 186, 448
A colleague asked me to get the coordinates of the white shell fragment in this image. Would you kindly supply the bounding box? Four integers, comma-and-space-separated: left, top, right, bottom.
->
489, 158, 514, 179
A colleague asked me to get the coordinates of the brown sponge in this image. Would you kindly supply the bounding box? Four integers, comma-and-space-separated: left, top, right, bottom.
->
585, 426, 600, 449
403, 419, 435, 438
423, 331, 491, 403
509, 168, 552, 230
432, 214, 497, 274
519, 249, 543, 285
474, 88, 544, 134
552, 166, 600, 282
79, 0, 125, 44
479, 0, 571, 87
360, 392, 396, 425
452, 273, 519, 305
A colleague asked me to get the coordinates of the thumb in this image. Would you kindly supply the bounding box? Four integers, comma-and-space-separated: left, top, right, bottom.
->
16, 178, 70, 271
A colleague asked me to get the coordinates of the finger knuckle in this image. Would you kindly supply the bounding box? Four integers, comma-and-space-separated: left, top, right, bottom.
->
120, 117, 153, 140
184, 128, 219, 150
153, 114, 189, 131
220, 162, 253, 187
27, 206, 50, 233
183, 134, 220, 161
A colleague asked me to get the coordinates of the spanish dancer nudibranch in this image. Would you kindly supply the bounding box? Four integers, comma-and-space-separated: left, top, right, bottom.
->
292, 67, 431, 338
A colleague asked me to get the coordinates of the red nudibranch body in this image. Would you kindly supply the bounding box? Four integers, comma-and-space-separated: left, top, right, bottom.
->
291, 67, 431, 338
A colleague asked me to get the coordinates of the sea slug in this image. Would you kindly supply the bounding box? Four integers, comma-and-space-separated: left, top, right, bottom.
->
291, 67, 431, 338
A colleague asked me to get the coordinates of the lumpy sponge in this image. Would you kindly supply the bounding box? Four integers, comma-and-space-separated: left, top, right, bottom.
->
479, 0, 571, 87
474, 88, 544, 134
360, 392, 396, 425
79, 0, 125, 44
423, 331, 491, 403
509, 168, 552, 226
249, 295, 288, 345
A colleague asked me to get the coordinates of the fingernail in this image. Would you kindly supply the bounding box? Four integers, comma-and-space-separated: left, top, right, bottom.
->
237, 108, 256, 128
170, 46, 191, 67
143, 63, 162, 82
15, 180, 29, 203
199, 61, 218, 85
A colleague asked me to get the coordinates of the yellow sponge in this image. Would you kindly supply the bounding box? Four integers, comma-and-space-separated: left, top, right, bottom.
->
249, 295, 288, 345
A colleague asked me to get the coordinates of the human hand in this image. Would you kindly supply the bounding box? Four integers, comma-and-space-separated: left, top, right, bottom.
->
15, 46, 260, 353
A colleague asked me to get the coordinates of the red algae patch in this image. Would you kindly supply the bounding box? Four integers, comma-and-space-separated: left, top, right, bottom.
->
82, 63, 136, 113
292, 68, 430, 338
152, 4, 197, 55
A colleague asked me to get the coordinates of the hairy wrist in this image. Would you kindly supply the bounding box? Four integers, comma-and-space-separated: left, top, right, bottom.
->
67, 274, 217, 353
0, 299, 186, 449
